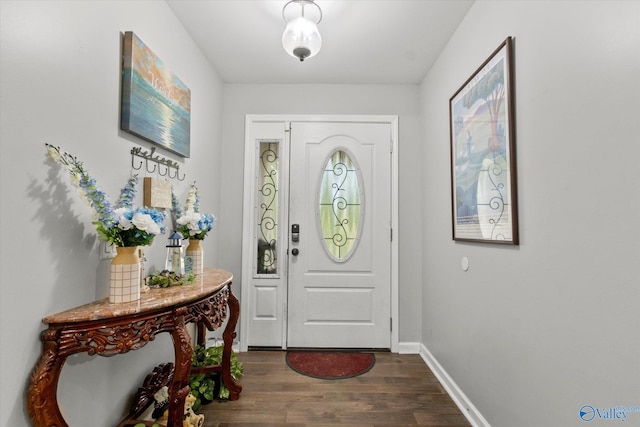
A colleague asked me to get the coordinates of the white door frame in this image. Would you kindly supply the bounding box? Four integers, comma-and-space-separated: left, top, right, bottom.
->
240, 115, 399, 352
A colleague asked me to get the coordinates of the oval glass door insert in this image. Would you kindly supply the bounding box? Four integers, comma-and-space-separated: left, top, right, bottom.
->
318, 149, 363, 262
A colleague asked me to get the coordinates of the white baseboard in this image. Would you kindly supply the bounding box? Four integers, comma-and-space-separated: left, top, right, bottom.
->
419, 344, 491, 427
398, 341, 421, 354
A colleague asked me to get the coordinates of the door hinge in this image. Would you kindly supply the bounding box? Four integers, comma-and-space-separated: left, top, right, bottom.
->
390, 228, 393, 242
390, 318, 393, 331
390, 141, 393, 153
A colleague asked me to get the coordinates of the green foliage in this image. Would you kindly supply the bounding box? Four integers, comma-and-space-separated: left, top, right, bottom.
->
146, 270, 195, 288
189, 344, 243, 411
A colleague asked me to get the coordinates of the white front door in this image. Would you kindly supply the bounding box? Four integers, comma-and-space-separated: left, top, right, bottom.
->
240, 116, 398, 351
287, 121, 392, 348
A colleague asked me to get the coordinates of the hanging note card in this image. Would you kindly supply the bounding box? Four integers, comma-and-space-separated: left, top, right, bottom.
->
143, 177, 172, 208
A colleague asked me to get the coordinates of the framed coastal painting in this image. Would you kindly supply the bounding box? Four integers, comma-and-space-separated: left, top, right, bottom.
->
121, 31, 191, 158
449, 37, 518, 244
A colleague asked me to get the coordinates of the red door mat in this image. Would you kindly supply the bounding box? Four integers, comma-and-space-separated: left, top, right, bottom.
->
286, 351, 375, 379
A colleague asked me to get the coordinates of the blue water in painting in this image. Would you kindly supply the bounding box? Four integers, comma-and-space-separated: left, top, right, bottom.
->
121, 70, 190, 157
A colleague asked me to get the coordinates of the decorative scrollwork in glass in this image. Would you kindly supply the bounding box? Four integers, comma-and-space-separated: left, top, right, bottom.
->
257, 141, 279, 274
318, 149, 363, 261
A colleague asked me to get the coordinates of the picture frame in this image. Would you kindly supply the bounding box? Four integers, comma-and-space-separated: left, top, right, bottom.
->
121, 31, 191, 158
449, 37, 518, 244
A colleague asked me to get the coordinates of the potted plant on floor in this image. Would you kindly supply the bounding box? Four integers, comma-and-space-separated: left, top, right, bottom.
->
189, 344, 243, 411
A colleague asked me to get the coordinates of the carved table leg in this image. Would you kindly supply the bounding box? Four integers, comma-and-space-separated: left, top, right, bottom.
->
27, 328, 69, 427
168, 309, 193, 427
196, 319, 207, 347
221, 290, 243, 400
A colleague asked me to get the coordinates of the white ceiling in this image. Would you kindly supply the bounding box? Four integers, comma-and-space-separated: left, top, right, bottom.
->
167, 0, 474, 84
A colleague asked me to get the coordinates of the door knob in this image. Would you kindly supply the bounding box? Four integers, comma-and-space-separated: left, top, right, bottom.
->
291, 248, 299, 256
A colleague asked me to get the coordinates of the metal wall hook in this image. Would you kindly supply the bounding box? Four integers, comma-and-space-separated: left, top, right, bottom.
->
130, 146, 186, 181
145, 159, 157, 174
167, 167, 177, 179
158, 163, 169, 176
132, 156, 143, 170
168, 166, 186, 181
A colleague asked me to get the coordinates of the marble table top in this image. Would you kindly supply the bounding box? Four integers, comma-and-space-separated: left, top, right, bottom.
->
43, 268, 233, 324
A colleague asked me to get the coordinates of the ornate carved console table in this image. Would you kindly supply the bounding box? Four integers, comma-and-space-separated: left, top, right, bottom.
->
27, 268, 242, 427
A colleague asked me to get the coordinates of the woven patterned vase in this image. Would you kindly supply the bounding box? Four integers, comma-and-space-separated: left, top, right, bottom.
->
109, 246, 141, 303
185, 239, 203, 275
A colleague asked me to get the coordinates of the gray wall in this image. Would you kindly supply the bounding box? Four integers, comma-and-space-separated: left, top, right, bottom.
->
3, 1, 638, 426
420, 1, 640, 426
220, 84, 423, 344
0, 2, 223, 426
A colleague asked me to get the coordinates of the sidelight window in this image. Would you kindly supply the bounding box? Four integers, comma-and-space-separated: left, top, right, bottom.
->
256, 141, 279, 275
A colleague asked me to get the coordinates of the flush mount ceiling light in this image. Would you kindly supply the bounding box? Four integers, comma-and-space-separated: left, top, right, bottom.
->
282, 0, 322, 62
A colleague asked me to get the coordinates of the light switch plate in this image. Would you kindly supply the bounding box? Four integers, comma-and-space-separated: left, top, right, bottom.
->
99, 241, 117, 260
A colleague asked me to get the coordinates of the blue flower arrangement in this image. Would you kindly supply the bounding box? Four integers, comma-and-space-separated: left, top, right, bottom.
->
46, 144, 166, 247
173, 183, 215, 240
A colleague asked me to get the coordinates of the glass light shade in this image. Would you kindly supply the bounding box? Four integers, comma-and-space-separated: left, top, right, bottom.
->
282, 16, 322, 61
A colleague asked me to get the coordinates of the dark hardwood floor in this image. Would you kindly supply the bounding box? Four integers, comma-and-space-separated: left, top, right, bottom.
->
199, 351, 471, 427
